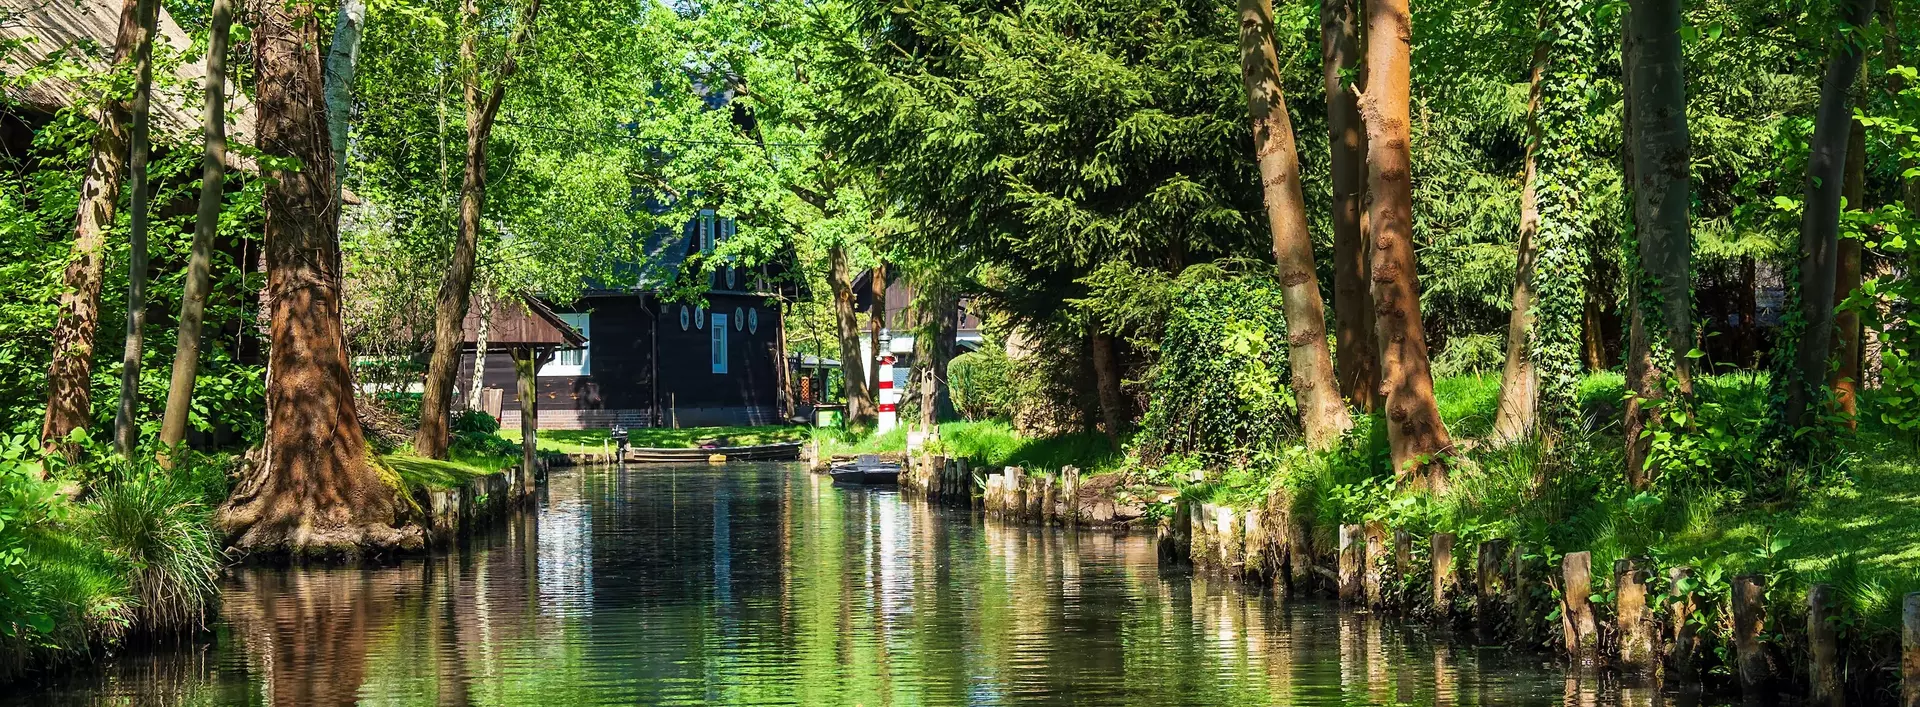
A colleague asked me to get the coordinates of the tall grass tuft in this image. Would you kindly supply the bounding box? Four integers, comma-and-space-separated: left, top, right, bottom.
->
85, 465, 222, 633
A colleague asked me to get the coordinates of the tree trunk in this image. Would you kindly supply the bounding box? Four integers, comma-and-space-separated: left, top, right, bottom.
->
513, 348, 544, 485
109, 0, 160, 456
467, 295, 493, 411
1322, 0, 1377, 413
1360, 0, 1451, 489
829, 244, 872, 425
326, 0, 366, 204
868, 264, 885, 402
1582, 288, 1609, 371
158, 0, 234, 456
1626, 0, 1696, 400
1493, 28, 1551, 443
217, 0, 421, 555
414, 0, 540, 459
1240, 0, 1352, 449
1786, 0, 1876, 430
1090, 330, 1125, 447
1831, 90, 1866, 425
1738, 256, 1758, 367
928, 285, 959, 422
41, 0, 154, 462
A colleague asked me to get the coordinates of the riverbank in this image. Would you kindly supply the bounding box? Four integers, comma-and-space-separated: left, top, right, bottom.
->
501, 425, 809, 456
860, 371, 1920, 701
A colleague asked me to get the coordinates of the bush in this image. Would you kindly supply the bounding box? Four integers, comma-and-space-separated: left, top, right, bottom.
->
1135, 272, 1295, 467
452, 409, 501, 436
86, 465, 221, 632
947, 349, 1012, 421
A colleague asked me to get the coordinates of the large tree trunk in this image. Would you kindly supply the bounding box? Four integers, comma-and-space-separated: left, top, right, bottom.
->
414, 0, 540, 459
829, 244, 872, 425
1322, 0, 1377, 413
41, 0, 154, 462
927, 286, 958, 423
1626, 0, 1695, 397
1090, 330, 1125, 447
158, 0, 234, 455
1493, 27, 1552, 443
1360, 0, 1451, 489
1240, 0, 1352, 449
1785, 0, 1876, 430
109, 0, 160, 455
326, 0, 366, 203
1830, 85, 1866, 425
217, 0, 422, 555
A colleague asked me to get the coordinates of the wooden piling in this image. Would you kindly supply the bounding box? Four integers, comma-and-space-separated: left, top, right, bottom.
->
1431, 533, 1457, 616
1903, 592, 1919, 707
1561, 551, 1598, 666
1476, 539, 1510, 641
1363, 522, 1388, 607
1157, 499, 1191, 566
1062, 466, 1081, 524
1338, 524, 1363, 602
1509, 543, 1532, 643
1733, 574, 1771, 696
1393, 529, 1413, 579
1809, 583, 1842, 707
1006, 467, 1026, 520
1668, 566, 1700, 679
1613, 558, 1654, 674
1243, 509, 1270, 578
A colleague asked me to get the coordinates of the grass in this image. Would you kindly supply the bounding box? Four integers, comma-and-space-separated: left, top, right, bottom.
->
504, 425, 808, 454
814, 419, 1122, 473
381, 454, 499, 490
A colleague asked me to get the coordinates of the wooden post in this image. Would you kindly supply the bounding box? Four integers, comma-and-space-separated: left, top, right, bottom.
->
1733, 574, 1771, 696
1431, 533, 1457, 616
1903, 592, 1919, 707
1668, 566, 1700, 679
1808, 583, 1842, 707
1006, 466, 1026, 520
511, 347, 546, 499
1243, 509, 1270, 578
1338, 524, 1363, 602
1561, 551, 1598, 666
1509, 543, 1532, 643
1476, 539, 1510, 642
1614, 558, 1654, 674
1363, 522, 1387, 607
1062, 465, 1081, 524
1158, 499, 1192, 566
1393, 529, 1413, 579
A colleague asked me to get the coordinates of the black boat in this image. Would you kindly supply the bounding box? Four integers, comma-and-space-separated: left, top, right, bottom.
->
829, 455, 901, 484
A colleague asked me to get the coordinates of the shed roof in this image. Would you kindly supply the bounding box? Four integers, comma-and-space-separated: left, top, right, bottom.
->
463, 296, 587, 350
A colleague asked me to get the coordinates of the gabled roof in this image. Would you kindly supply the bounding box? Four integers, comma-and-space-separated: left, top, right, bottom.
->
3, 0, 258, 155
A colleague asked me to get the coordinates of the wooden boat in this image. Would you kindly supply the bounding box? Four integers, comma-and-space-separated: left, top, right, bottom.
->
623, 441, 803, 464
829, 455, 901, 484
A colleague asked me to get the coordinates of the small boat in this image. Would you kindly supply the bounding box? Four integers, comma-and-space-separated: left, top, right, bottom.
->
829, 455, 901, 484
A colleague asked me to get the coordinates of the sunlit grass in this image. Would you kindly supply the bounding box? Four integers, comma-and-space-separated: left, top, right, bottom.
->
501, 425, 807, 454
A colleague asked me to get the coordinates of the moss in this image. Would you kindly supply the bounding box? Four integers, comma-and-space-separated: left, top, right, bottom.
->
381, 454, 497, 491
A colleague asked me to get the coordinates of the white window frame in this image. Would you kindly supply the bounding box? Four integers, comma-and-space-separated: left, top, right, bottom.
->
710, 312, 728, 374
541, 312, 591, 377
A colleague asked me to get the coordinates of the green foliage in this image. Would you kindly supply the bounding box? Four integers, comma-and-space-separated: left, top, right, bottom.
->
84, 461, 221, 631
1134, 270, 1292, 468
946, 348, 1012, 422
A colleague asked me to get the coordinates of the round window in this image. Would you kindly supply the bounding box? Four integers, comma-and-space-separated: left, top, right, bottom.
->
748, 308, 759, 334
695, 306, 705, 329
733, 307, 744, 330
725, 267, 736, 289
678, 305, 690, 331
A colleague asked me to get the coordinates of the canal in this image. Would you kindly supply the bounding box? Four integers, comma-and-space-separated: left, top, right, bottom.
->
15, 463, 1733, 705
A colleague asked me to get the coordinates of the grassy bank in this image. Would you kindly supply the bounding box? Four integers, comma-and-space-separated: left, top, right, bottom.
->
814, 420, 1122, 472
503, 425, 808, 455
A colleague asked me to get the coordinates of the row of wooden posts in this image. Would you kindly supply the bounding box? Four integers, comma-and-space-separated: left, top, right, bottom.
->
885, 452, 1920, 704
1176, 502, 1920, 705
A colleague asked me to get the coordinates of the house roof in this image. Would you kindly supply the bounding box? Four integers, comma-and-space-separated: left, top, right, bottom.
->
3, 0, 258, 161
463, 295, 587, 350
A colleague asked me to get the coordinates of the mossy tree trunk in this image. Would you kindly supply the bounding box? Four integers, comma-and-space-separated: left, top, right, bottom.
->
1321, 0, 1377, 414
218, 0, 421, 555
1830, 79, 1867, 425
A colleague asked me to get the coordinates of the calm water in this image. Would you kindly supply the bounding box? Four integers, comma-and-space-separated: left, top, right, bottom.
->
15, 463, 1727, 706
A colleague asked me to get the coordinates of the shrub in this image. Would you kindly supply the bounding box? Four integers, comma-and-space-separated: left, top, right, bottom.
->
1135, 272, 1295, 468
947, 348, 1012, 421
85, 459, 222, 632
452, 410, 501, 436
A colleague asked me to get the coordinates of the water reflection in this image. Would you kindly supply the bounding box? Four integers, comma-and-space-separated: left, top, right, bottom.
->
13, 463, 1743, 706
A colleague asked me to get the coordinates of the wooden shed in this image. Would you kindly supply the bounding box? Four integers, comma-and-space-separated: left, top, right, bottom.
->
459, 295, 585, 476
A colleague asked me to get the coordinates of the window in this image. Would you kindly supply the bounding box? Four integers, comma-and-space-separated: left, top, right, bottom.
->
710, 313, 728, 374
698, 210, 716, 254
542, 312, 590, 376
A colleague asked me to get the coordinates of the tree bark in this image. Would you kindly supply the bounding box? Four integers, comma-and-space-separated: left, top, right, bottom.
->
1240, 0, 1352, 449
217, 0, 422, 555
109, 0, 161, 455
868, 264, 886, 402
1787, 0, 1876, 430
41, 0, 154, 462
1360, 0, 1451, 489
1493, 27, 1551, 443
326, 0, 366, 204
1322, 0, 1377, 413
414, 0, 541, 459
1626, 0, 1696, 399
829, 244, 872, 425
1090, 330, 1125, 446
158, 0, 234, 456
513, 348, 545, 485
1831, 88, 1866, 425
466, 294, 493, 411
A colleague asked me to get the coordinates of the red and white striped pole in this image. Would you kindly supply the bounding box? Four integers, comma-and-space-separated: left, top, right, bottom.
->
876, 354, 898, 433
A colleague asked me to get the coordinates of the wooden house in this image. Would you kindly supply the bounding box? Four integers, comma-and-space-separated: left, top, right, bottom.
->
456, 211, 798, 430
